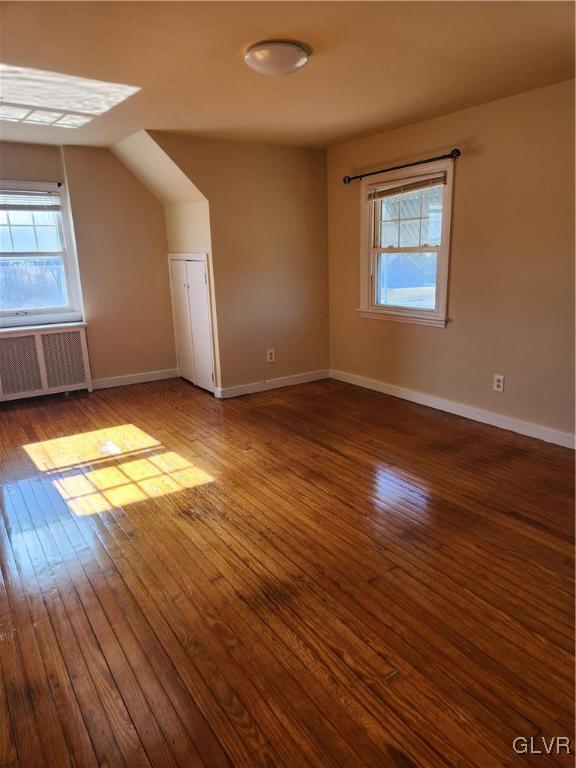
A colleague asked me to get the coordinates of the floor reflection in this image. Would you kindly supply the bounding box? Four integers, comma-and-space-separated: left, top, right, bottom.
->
372, 465, 430, 512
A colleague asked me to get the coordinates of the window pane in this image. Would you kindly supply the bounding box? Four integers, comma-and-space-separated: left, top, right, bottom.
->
375, 252, 437, 310
33, 211, 58, 225
381, 198, 399, 221
421, 214, 442, 246
420, 186, 443, 246
421, 186, 443, 217
399, 192, 420, 219
380, 221, 399, 247
399, 220, 420, 247
0, 212, 7, 225
0, 227, 13, 251
36, 226, 62, 252
0, 256, 69, 311
377, 184, 445, 249
11, 227, 37, 251
8, 211, 33, 225
2, 209, 65, 254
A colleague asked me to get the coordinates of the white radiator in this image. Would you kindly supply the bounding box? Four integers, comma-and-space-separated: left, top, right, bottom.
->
0, 322, 92, 402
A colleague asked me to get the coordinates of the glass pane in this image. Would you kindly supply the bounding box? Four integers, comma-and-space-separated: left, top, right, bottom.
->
420, 186, 443, 245
375, 251, 437, 310
421, 215, 442, 246
380, 221, 399, 248
381, 198, 399, 221
0, 212, 7, 225
399, 220, 420, 247
36, 226, 62, 252
0, 256, 68, 311
33, 211, 58, 225
399, 191, 421, 219
11, 227, 37, 251
0, 226, 13, 252
421, 186, 443, 217
8, 211, 33, 225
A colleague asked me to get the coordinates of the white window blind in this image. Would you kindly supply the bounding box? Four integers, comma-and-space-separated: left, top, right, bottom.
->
0, 188, 62, 211
367, 171, 446, 201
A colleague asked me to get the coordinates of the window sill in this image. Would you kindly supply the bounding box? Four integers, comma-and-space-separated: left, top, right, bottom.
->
358, 308, 447, 328
0, 312, 83, 329
0, 320, 86, 334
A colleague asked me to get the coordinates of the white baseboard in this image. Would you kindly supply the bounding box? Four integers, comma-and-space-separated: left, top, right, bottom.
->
215, 369, 329, 399
90, 365, 573, 448
329, 369, 575, 449
93, 368, 179, 390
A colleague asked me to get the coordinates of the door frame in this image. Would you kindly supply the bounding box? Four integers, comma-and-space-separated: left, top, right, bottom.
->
168, 252, 221, 394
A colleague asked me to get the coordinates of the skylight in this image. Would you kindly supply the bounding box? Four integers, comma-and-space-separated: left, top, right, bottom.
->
0, 64, 140, 128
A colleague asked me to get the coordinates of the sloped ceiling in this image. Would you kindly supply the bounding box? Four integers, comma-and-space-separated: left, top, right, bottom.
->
111, 130, 206, 204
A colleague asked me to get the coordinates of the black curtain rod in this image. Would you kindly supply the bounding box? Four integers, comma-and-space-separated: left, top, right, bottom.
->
342, 148, 461, 185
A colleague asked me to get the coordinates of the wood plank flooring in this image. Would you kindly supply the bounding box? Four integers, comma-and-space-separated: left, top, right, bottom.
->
0, 378, 573, 767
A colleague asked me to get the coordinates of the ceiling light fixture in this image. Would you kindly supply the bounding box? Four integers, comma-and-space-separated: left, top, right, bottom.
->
243, 40, 311, 76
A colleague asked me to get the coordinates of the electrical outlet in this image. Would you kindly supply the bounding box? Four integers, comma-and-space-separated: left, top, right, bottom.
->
266, 348, 275, 363
493, 374, 505, 393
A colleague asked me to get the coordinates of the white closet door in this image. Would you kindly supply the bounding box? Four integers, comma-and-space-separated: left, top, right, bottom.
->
170, 260, 196, 384
186, 260, 214, 392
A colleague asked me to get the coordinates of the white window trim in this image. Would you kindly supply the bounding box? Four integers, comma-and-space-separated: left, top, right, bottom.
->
0, 178, 84, 328
358, 157, 454, 328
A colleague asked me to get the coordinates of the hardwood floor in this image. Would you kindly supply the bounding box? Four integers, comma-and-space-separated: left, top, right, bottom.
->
0, 378, 573, 768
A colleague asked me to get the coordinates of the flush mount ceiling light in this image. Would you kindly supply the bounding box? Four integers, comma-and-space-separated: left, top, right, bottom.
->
243, 40, 311, 76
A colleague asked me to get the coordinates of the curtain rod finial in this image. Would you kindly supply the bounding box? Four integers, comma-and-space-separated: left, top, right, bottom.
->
450, 148, 461, 159
343, 175, 352, 185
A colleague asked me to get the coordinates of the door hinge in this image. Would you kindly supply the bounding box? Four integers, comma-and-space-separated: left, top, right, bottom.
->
204, 272, 208, 284
211, 371, 214, 382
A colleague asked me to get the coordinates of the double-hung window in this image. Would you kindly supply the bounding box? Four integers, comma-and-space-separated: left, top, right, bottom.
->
0, 181, 83, 327
360, 158, 454, 327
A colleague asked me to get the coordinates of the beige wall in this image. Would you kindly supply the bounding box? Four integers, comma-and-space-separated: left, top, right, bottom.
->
2, 78, 572, 432
327, 80, 575, 433
152, 132, 329, 387
0, 141, 176, 381
165, 200, 212, 254
0, 141, 62, 182
1, 136, 328, 389
63, 146, 175, 380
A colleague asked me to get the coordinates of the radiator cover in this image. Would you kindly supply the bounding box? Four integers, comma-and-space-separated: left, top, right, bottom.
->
0, 323, 92, 401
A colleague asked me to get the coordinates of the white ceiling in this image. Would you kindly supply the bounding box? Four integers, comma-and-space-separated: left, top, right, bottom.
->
0, 1, 574, 148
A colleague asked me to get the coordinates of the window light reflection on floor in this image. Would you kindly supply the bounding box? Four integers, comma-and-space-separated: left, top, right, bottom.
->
23, 425, 213, 516
0, 64, 140, 128
372, 466, 429, 511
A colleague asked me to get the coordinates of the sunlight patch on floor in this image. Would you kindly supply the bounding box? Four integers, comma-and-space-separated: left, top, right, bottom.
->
23, 425, 213, 516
